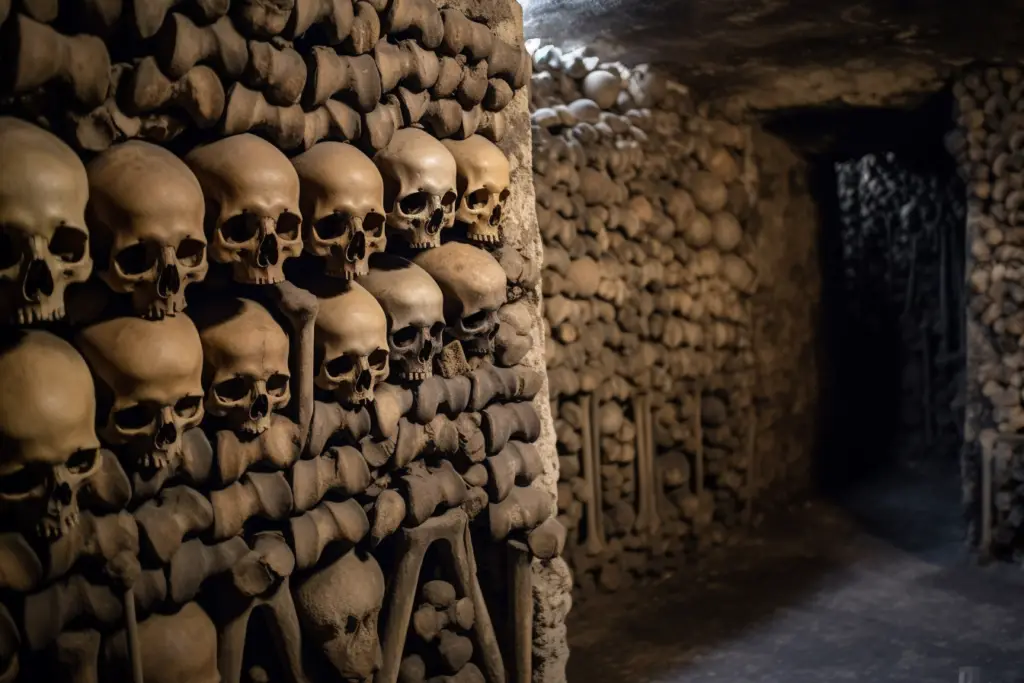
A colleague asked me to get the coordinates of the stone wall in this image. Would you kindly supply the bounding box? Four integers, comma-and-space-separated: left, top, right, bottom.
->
528, 42, 821, 593
0, 2, 569, 683
952, 64, 1024, 560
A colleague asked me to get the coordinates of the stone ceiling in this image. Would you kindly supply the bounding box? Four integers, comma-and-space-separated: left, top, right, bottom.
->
522, 0, 1024, 109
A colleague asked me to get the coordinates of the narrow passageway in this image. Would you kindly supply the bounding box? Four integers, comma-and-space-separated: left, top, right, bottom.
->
567, 460, 1024, 683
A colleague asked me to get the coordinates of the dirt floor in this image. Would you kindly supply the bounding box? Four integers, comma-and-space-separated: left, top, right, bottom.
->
566, 459, 1024, 683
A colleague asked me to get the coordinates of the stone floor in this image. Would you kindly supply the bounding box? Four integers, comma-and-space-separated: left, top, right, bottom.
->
566, 458, 1024, 683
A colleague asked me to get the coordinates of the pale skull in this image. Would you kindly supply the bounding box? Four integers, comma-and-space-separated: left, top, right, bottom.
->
414, 243, 506, 357
314, 281, 389, 407
293, 549, 384, 682
374, 128, 458, 250
0, 117, 92, 324
87, 141, 208, 319
103, 602, 219, 683
0, 330, 102, 540
192, 297, 291, 437
358, 254, 444, 382
185, 134, 303, 285
76, 315, 205, 473
294, 142, 387, 280
442, 135, 511, 246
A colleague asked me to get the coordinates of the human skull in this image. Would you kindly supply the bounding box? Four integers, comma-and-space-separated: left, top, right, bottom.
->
294, 142, 387, 280
0, 330, 102, 540
374, 128, 457, 250
414, 243, 506, 357
191, 297, 291, 437
0, 117, 92, 324
76, 315, 205, 473
442, 135, 511, 246
103, 602, 219, 683
293, 549, 384, 682
358, 254, 444, 382
314, 281, 389, 407
87, 141, 208, 319
185, 134, 302, 285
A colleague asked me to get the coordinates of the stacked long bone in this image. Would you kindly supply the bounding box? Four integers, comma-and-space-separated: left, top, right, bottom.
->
527, 42, 759, 593
950, 65, 1024, 558
1, 0, 528, 154
0, 0, 556, 680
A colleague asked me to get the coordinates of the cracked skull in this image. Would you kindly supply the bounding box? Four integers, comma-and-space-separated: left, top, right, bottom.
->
294, 549, 384, 682
87, 141, 208, 319
358, 254, 444, 381
185, 134, 302, 285
192, 297, 291, 437
374, 128, 457, 250
315, 281, 388, 407
0, 117, 92, 324
0, 330, 102, 540
414, 242, 507, 357
294, 142, 386, 280
76, 315, 205, 473
442, 135, 511, 246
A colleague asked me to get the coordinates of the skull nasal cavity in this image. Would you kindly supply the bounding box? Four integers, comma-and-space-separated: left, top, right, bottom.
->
250, 394, 269, 419
346, 231, 366, 262
22, 260, 55, 300
157, 264, 181, 297
489, 204, 502, 226
155, 422, 178, 448
418, 339, 434, 362
426, 209, 443, 235
356, 369, 372, 391
257, 234, 280, 267
52, 481, 72, 505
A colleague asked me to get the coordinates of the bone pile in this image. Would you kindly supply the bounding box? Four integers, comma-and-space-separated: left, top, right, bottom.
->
951, 65, 1024, 558
0, 1, 565, 681
528, 43, 759, 592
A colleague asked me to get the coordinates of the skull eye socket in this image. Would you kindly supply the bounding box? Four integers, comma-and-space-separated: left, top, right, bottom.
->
66, 448, 99, 475
50, 226, 88, 263
441, 191, 457, 209
221, 214, 259, 244
115, 243, 156, 276
0, 464, 47, 499
176, 238, 206, 268
0, 227, 19, 270
429, 322, 445, 338
276, 212, 301, 240
214, 377, 250, 403
399, 192, 430, 215
462, 310, 491, 332
325, 355, 355, 377
498, 189, 510, 202
345, 616, 358, 634
466, 189, 491, 209
174, 396, 203, 419
113, 403, 157, 431
267, 373, 290, 397
314, 213, 350, 241
392, 326, 418, 348
369, 349, 388, 370
364, 213, 385, 237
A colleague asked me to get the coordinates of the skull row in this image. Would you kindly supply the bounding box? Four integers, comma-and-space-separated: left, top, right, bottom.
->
0, 118, 511, 324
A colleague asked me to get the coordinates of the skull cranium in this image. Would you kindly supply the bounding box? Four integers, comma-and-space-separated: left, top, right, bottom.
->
76, 314, 205, 473
185, 134, 303, 285
358, 254, 444, 382
0, 330, 102, 540
103, 602, 219, 683
374, 128, 457, 250
0, 117, 93, 324
293, 549, 384, 682
87, 141, 208, 319
191, 297, 291, 437
413, 242, 507, 357
314, 281, 389, 407
294, 142, 387, 280
442, 135, 511, 246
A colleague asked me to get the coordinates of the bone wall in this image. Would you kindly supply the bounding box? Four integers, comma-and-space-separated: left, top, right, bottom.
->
0, 2, 569, 682
953, 65, 1024, 560
529, 43, 821, 592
